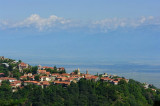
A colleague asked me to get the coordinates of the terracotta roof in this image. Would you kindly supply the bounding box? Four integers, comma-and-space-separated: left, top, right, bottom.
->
57, 67, 65, 70
101, 77, 111, 80
43, 66, 54, 69
10, 81, 21, 86
51, 73, 60, 76
61, 73, 70, 76
24, 81, 39, 84
19, 62, 28, 66
20, 76, 27, 79
11, 81, 21, 83
46, 72, 50, 75
38, 70, 46, 74
85, 75, 98, 79
91, 76, 98, 79
56, 77, 67, 80
0, 77, 17, 80
40, 81, 50, 85
113, 81, 118, 83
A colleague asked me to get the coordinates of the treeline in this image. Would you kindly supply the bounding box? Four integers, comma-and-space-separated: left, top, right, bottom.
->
0, 79, 160, 106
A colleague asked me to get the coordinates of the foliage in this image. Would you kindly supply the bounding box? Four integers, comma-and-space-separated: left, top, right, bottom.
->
0, 79, 159, 105
34, 75, 40, 81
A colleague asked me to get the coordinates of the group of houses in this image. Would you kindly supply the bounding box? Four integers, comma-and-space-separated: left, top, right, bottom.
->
0, 58, 129, 92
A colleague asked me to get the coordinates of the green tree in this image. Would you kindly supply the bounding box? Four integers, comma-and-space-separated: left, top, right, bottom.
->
35, 75, 40, 81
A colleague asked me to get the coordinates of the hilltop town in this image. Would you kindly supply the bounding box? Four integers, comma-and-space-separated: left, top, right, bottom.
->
0, 56, 160, 105
0, 56, 156, 92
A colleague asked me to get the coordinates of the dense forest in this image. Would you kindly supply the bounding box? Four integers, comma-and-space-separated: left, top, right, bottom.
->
0, 78, 160, 106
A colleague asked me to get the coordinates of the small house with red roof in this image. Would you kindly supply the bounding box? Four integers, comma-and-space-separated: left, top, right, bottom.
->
53, 81, 70, 87
24, 81, 39, 86
57, 67, 65, 71
18, 62, 29, 72
42, 66, 54, 70
0, 77, 17, 83
39, 81, 50, 88
37, 70, 46, 75
85, 75, 99, 82
100, 77, 112, 82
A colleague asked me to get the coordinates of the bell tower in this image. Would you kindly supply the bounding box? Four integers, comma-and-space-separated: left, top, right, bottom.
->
77, 68, 80, 75
86, 69, 89, 74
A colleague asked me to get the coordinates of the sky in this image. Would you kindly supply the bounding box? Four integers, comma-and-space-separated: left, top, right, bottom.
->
0, 0, 160, 65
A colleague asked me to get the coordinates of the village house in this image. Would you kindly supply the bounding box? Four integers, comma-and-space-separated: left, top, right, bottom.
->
102, 73, 108, 77
114, 78, 129, 83
60, 73, 70, 77
39, 76, 51, 81
39, 81, 50, 88
0, 56, 5, 60
67, 77, 79, 83
18, 62, 29, 72
56, 77, 68, 81
46, 72, 51, 76
42, 66, 54, 70
10, 81, 22, 92
24, 81, 39, 86
112, 81, 119, 85
0, 77, 17, 83
100, 77, 112, 82
0, 56, 9, 61
85, 75, 99, 82
57, 67, 65, 71
37, 70, 46, 75
20, 76, 27, 80
10, 81, 21, 88
20, 73, 35, 81
53, 81, 70, 87
151, 88, 157, 92
51, 73, 60, 80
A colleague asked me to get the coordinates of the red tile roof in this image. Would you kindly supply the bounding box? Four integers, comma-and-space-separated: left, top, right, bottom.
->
46, 72, 50, 75
37, 70, 46, 74
0, 77, 17, 80
51, 73, 60, 76
56, 77, 68, 80
101, 77, 112, 80
40, 81, 50, 85
20, 76, 27, 79
24, 81, 39, 84
19, 62, 28, 66
61, 73, 70, 76
57, 67, 65, 70
43, 66, 54, 69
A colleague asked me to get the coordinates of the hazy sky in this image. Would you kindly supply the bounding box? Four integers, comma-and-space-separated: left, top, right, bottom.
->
0, 0, 160, 65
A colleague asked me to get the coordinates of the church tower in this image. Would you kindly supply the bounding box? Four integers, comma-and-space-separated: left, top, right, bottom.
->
77, 68, 80, 75
86, 69, 89, 74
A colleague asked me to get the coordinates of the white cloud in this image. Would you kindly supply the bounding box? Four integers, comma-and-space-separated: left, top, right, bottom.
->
0, 14, 72, 31
0, 14, 160, 32
12, 14, 72, 30
91, 16, 160, 32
